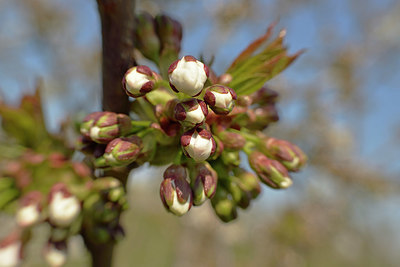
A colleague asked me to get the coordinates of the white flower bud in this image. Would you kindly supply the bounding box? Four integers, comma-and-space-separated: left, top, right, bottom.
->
48, 184, 81, 228
123, 66, 156, 98
44, 241, 67, 267
160, 165, 193, 216
181, 128, 216, 162
174, 99, 208, 128
204, 85, 237, 115
0, 233, 21, 267
16, 191, 42, 228
168, 55, 209, 96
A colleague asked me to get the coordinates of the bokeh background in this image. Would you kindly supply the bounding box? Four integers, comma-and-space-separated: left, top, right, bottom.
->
1, 0, 399, 266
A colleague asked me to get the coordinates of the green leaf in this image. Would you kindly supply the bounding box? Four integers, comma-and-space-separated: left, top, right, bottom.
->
226, 25, 304, 96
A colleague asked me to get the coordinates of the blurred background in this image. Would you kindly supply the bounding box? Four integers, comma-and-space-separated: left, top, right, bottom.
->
0, 0, 399, 266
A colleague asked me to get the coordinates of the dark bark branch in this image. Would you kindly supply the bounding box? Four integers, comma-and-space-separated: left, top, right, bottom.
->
97, 0, 136, 114
85, 1, 136, 266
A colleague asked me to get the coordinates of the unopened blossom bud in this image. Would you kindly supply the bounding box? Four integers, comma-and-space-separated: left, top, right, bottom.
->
246, 105, 279, 130
221, 150, 241, 166
181, 127, 216, 162
174, 99, 208, 128
155, 14, 183, 55
216, 131, 246, 150
160, 165, 193, 216
234, 169, 261, 199
80, 112, 131, 144
92, 177, 124, 203
16, 191, 42, 228
43, 240, 67, 267
190, 162, 218, 206
0, 232, 22, 267
135, 12, 161, 63
211, 187, 237, 223
168, 55, 209, 96
123, 66, 158, 98
260, 137, 307, 172
103, 136, 142, 166
248, 151, 292, 189
48, 183, 81, 227
204, 84, 237, 115
250, 86, 279, 105
224, 179, 251, 209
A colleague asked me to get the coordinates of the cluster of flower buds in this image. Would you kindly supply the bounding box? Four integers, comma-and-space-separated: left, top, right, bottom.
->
160, 163, 219, 216
82, 177, 127, 244
78, 111, 144, 168
134, 12, 182, 75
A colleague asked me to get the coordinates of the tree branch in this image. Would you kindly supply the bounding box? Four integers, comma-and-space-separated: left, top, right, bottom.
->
97, 0, 136, 114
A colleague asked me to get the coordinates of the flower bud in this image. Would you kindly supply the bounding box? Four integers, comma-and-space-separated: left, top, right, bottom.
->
248, 151, 292, 189
80, 112, 131, 144
204, 85, 237, 115
48, 183, 81, 227
135, 12, 161, 63
216, 131, 246, 151
168, 55, 209, 96
43, 240, 67, 267
250, 86, 279, 105
224, 178, 251, 209
160, 165, 193, 216
234, 169, 261, 199
174, 99, 208, 128
190, 162, 218, 206
0, 232, 22, 267
123, 66, 158, 98
103, 136, 142, 166
155, 14, 183, 55
181, 127, 216, 162
16, 191, 42, 228
245, 105, 279, 130
260, 137, 307, 172
211, 187, 237, 223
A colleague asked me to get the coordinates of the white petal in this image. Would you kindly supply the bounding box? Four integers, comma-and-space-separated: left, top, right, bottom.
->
213, 91, 232, 108
169, 59, 207, 96
0, 242, 20, 267
185, 105, 205, 124
185, 132, 213, 162
49, 193, 80, 227
169, 181, 191, 216
16, 205, 40, 227
45, 245, 67, 267
125, 68, 151, 95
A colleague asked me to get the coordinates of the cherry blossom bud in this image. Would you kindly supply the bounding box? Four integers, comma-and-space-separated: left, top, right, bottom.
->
189, 162, 218, 206
181, 127, 216, 162
135, 12, 160, 63
216, 131, 246, 150
234, 169, 261, 199
204, 85, 237, 115
250, 86, 279, 105
48, 183, 81, 227
43, 240, 67, 267
248, 151, 292, 189
103, 136, 142, 166
123, 66, 158, 98
16, 191, 42, 228
260, 137, 307, 172
211, 187, 237, 223
155, 14, 183, 55
245, 105, 279, 130
0, 232, 22, 267
168, 56, 209, 96
174, 99, 208, 128
160, 165, 193, 216
80, 112, 131, 144
225, 179, 251, 209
